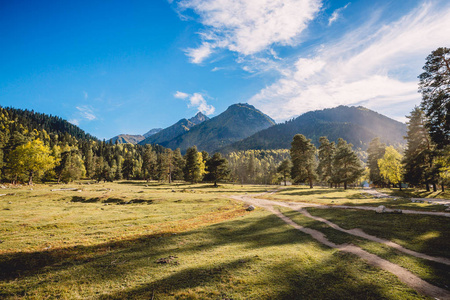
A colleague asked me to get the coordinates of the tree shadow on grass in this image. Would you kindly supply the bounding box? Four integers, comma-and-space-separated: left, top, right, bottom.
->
70, 196, 153, 205
0, 210, 441, 299
281, 189, 347, 197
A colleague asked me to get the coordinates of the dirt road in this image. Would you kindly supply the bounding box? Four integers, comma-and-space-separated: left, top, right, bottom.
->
230, 194, 450, 300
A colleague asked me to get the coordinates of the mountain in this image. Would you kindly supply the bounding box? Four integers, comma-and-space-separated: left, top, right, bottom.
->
159, 103, 276, 153
109, 128, 163, 144
143, 128, 163, 138
139, 112, 209, 146
109, 134, 146, 144
220, 106, 407, 152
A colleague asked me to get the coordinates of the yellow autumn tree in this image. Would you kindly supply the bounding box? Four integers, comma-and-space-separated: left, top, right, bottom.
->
8, 139, 57, 185
378, 146, 404, 190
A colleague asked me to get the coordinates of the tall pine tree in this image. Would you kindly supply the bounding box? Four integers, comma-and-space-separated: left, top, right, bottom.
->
290, 134, 317, 188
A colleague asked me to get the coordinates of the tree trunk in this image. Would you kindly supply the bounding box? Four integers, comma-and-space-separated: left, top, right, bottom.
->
344, 181, 347, 190
399, 182, 402, 191
426, 182, 430, 192
442, 183, 445, 192
309, 178, 313, 189
432, 183, 437, 192
214, 180, 217, 187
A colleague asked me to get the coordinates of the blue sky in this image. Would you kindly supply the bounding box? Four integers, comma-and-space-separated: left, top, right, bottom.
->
1, 0, 449, 139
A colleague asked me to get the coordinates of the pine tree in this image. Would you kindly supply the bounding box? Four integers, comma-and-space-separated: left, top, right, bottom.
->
419, 47, 450, 149
290, 134, 317, 188
206, 153, 230, 186
403, 107, 436, 190
332, 138, 364, 189
184, 146, 201, 183
317, 136, 335, 187
277, 158, 292, 186
142, 145, 157, 181
367, 137, 386, 187
172, 148, 185, 181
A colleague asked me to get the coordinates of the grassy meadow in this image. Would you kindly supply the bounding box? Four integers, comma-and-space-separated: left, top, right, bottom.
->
1, 182, 449, 299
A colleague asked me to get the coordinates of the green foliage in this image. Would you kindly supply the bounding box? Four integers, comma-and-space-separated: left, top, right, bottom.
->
419, 47, 450, 149
290, 134, 318, 188
226, 149, 289, 184
205, 152, 230, 186
317, 136, 335, 186
184, 146, 203, 183
403, 107, 435, 187
332, 138, 364, 189
277, 158, 292, 186
367, 137, 386, 186
378, 146, 404, 187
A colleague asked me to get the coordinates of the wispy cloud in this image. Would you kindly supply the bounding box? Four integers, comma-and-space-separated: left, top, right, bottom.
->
328, 3, 350, 26
249, 2, 450, 122
175, 91, 215, 115
76, 105, 97, 121
175, 0, 322, 63
174, 91, 189, 99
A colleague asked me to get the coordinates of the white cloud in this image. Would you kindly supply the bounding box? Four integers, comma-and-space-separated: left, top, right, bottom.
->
328, 3, 350, 26
174, 91, 189, 99
76, 105, 96, 121
174, 91, 215, 115
177, 0, 322, 63
249, 2, 450, 122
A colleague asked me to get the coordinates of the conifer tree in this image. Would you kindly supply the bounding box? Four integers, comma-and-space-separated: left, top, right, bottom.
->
419, 47, 450, 149
367, 137, 386, 186
403, 107, 436, 190
206, 153, 230, 186
277, 158, 292, 186
290, 134, 317, 188
172, 148, 185, 181
317, 136, 335, 187
142, 145, 157, 181
332, 138, 364, 189
184, 146, 201, 183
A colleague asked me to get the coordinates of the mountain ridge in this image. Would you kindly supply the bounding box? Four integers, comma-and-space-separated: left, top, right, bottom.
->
219, 105, 406, 152
157, 103, 276, 153
138, 112, 210, 146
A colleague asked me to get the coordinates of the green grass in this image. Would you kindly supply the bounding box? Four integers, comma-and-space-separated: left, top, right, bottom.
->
279, 207, 450, 291
261, 186, 449, 211
0, 182, 445, 299
378, 188, 450, 200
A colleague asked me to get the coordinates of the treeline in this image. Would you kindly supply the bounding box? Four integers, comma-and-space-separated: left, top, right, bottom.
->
0, 105, 366, 187
366, 47, 450, 192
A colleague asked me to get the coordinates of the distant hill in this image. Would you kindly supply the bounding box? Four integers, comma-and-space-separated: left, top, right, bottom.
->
109, 128, 163, 145
139, 112, 209, 146
220, 106, 407, 152
159, 103, 276, 153
0, 106, 97, 141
